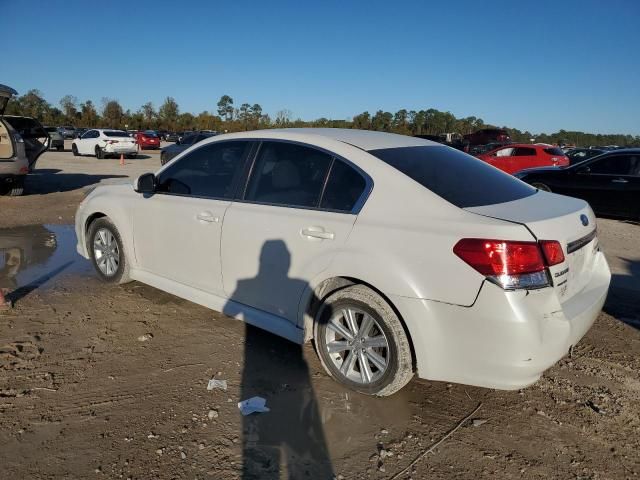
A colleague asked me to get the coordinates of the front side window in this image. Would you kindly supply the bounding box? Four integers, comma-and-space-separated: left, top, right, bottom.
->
370, 145, 536, 208
320, 160, 367, 212
244, 141, 332, 208
494, 147, 514, 157
156, 141, 251, 198
589, 155, 634, 175
83, 130, 97, 139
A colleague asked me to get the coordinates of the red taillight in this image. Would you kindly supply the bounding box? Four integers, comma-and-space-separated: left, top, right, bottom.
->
454, 238, 567, 290
453, 239, 545, 276
540, 240, 565, 266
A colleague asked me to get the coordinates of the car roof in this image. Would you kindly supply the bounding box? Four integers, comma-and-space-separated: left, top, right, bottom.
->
256, 128, 440, 151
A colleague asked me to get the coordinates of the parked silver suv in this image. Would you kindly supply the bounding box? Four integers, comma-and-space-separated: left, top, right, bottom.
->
0, 85, 49, 196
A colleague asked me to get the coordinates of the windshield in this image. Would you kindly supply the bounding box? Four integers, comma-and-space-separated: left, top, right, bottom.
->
369, 145, 537, 208
104, 130, 130, 137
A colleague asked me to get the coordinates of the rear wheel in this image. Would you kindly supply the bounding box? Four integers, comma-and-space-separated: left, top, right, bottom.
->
95, 146, 104, 159
532, 182, 551, 192
7, 177, 24, 196
72, 144, 79, 156
314, 284, 413, 396
127, 153, 137, 159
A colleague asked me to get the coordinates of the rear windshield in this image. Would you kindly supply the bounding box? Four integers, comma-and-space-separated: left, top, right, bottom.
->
544, 147, 565, 156
104, 130, 130, 137
369, 145, 537, 208
143, 131, 157, 137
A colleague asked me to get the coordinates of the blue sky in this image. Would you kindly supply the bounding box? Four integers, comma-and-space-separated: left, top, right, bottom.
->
4, 0, 639, 134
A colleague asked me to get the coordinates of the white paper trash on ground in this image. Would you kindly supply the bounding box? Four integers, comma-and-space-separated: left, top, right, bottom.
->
238, 396, 270, 416
207, 378, 228, 391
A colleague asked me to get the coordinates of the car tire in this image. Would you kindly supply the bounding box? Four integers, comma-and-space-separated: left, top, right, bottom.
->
56, 145, 64, 151
95, 146, 104, 159
314, 284, 413, 396
7, 177, 25, 196
127, 153, 137, 159
88, 217, 131, 284
532, 182, 551, 192
72, 144, 79, 156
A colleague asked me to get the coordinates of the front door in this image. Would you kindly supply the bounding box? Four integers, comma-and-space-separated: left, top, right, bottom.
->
132, 140, 252, 296
221, 141, 368, 324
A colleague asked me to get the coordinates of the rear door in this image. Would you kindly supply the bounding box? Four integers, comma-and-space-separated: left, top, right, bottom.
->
220, 141, 368, 324
509, 146, 539, 173
77, 129, 99, 154
573, 154, 636, 217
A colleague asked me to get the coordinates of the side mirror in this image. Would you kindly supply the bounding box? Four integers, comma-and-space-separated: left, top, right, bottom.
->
135, 173, 157, 194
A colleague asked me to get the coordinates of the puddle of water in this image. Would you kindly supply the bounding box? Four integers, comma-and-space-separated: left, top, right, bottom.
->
0, 224, 91, 295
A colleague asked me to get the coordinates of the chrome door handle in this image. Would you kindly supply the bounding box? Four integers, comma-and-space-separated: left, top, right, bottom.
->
196, 212, 219, 223
301, 227, 334, 240
612, 178, 628, 184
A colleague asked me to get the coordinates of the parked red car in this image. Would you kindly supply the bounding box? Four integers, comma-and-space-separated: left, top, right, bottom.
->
134, 130, 161, 150
476, 144, 569, 174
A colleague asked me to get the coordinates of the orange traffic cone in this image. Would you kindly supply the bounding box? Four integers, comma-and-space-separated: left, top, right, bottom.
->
119, 153, 125, 166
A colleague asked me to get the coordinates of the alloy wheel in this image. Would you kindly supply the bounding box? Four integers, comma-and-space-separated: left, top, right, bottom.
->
324, 307, 390, 384
93, 228, 120, 276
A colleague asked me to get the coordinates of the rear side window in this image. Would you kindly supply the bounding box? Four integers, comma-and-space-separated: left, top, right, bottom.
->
245, 141, 332, 208
590, 155, 638, 175
157, 141, 250, 198
544, 147, 565, 156
370, 146, 537, 208
320, 160, 367, 212
513, 147, 536, 156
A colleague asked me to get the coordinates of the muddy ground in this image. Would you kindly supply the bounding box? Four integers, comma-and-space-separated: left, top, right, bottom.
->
0, 149, 639, 479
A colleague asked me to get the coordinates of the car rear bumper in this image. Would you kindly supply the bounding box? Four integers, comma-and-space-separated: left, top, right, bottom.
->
104, 145, 137, 154
392, 251, 610, 390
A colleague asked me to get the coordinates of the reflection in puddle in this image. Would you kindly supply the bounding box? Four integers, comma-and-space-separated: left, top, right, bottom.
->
0, 225, 91, 300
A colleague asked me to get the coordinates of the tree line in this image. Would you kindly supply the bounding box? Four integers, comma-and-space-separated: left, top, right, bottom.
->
5, 89, 639, 147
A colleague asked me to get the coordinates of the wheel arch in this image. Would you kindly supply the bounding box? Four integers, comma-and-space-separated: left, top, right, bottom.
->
300, 275, 417, 371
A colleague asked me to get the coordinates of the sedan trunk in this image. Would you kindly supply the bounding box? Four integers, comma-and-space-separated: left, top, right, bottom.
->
465, 191, 599, 304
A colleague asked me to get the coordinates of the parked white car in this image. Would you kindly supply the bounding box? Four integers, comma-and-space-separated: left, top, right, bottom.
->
71, 129, 137, 159
74, 129, 611, 396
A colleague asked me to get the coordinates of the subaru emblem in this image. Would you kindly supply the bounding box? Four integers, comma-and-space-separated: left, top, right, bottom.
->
580, 214, 589, 226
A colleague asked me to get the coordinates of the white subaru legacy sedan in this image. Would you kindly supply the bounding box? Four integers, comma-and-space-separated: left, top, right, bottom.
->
75, 129, 610, 396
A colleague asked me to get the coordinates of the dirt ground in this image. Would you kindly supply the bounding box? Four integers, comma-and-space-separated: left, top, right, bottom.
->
0, 148, 639, 479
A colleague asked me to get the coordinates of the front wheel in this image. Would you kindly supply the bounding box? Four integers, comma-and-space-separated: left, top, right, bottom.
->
314, 284, 414, 396
532, 182, 551, 192
88, 218, 131, 284
72, 144, 79, 156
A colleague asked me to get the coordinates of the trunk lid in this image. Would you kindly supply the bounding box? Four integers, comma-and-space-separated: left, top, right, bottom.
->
465, 191, 599, 303
0, 84, 18, 117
